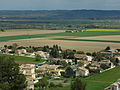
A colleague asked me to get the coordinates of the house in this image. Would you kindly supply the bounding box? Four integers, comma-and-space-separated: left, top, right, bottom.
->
74, 54, 86, 60
19, 64, 36, 90
78, 60, 90, 67
74, 54, 93, 61
38, 64, 62, 76
105, 79, 120, 90
99, 60, 114, 68
83, 56, 93, 61
76, 67, 89, 77
114, 56, 120, 65
15, 49, 27, 55
100, 51, 113, 58
34, 51, 49, 59
51, 58, 73, 64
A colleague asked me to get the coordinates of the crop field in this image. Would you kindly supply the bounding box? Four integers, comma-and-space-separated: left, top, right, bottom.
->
0, 29, 64, 36
0, 29, 120, 52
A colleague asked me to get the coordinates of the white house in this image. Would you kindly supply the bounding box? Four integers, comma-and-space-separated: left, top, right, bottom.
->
83, 56, 93, 61
105, 79, 120, 90
19, 64, 36, 90
76, 67, 89, 77
114, 56, 120, 65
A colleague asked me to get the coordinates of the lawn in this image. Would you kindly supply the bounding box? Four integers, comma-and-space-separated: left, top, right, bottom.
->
1, 31, 120, 42
1, 55, 45, 64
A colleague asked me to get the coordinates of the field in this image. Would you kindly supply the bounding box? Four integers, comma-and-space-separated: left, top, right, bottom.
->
56, 66, 120, 90
86, 29, 120, 31
2, 55, 45, 64
0, 29, 120, 52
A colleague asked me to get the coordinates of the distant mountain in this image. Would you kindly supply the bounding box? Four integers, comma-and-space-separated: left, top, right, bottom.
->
0, 10, 120, 20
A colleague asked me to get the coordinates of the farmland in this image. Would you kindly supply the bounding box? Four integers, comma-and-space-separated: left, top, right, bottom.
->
1, 30, 120, 42
0, 54, 45, 64
86, 29, 120, 31
0, 29, 120, 52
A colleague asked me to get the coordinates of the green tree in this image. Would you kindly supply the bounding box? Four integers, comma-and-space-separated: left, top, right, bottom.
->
65, 66, 74, 77
105, 46, 111, 51
77, 51, 85, 54
71, 78, 86, 90
0, 55, 27, 90
35, 54, 41, 61
35, 78, 49, 90
100, 64, 109, 70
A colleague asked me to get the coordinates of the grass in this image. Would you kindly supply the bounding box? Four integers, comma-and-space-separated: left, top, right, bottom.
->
55, 66, 120, 90
82, 66, 120, 90
1, 55, 45, 64
53, 38, 120, 43
86, 29, 120, 31
1, 31, 120, 42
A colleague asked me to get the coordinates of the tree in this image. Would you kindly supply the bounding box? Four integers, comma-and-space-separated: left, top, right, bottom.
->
105, 46, 111, 51
65, 66, 74, 77
94, 52, 104, 61
35, 78, 48, 90
35, 54, 41, 61
71, 78, 86, 90
0, 55, 27, 90
77, 51, 85, 54
100, 64, 109, 70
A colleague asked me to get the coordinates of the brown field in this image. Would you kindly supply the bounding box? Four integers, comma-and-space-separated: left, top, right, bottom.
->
0, 30, 120, 52
73, 35, 120, 41
0, 30, 64, 36
0, 37, 120, 52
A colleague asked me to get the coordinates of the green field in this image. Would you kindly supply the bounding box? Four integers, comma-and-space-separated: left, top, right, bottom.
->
1, 55, 45, 64
57, 66, 120, 90
86, 29, 120, 31
53, 38, 120, 43
83, 66, 120, 90
1, 31, 120, 42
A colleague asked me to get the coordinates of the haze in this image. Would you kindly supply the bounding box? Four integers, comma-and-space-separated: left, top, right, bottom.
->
0, 0, 120, 10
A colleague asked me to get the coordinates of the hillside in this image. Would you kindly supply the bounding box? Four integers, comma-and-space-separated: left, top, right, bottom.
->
0, 10, 120, 20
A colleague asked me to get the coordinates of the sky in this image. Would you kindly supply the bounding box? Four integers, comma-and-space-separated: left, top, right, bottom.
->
0, 0, 120, 10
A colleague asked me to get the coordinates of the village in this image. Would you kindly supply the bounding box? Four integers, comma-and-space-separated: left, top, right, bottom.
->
0, 44, 120, 90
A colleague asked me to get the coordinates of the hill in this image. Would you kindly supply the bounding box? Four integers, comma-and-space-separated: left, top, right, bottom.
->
0, 10, 120, 20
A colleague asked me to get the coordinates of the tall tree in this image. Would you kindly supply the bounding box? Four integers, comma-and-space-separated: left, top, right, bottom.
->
65, 66, 74, 77
35, 78, 48, 90
35, 54, 41, 61
0, 55, 27, 90
105, 46, 111, 51
71, 78, 86, 90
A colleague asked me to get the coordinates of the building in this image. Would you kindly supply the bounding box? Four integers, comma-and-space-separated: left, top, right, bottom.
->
34, 51, 49, 60
76, 67, 89, 77
38, 64, 62, 76
51, 58, 73, 64
114, 56, 120, 65
19, 64, 36, 90
105, 79, 120, 90
74, 54, 93, 61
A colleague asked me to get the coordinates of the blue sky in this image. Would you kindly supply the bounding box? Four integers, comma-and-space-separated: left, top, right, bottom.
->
0, 0, 120, 10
